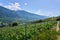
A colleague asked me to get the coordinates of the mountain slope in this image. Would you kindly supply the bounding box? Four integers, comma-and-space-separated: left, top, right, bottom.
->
0, 6, 20, 18
16, 10, 47, 21
0, 6, 47, 23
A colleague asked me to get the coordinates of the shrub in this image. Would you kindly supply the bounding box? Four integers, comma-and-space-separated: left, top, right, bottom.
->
12, 22, 18, 26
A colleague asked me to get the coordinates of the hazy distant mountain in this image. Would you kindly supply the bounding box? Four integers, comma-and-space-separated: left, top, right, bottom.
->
15, 10, 47, 21
0, 6, 47, 23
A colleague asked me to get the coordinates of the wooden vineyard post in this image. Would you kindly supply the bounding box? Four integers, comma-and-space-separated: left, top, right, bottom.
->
56, 21, 59, 32
56, 18, 60, 32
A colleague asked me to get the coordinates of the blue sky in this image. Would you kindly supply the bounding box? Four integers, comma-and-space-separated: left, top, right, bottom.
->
0, 0, 60, 17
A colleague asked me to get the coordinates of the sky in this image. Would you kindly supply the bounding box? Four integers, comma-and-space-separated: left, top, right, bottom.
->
0, 0, 60, 17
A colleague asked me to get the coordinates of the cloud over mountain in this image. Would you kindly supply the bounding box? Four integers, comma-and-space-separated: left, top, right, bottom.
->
0, 2, 22, 11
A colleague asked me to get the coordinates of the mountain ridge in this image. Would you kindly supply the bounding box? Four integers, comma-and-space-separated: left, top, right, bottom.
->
0, 6, 47, 23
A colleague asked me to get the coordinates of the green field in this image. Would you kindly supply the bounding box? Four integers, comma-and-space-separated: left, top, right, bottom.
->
0, 21, 58, 40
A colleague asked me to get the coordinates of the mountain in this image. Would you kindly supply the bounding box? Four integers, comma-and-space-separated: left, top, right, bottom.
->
15, 10, 47, 21
0, 6, 47, 23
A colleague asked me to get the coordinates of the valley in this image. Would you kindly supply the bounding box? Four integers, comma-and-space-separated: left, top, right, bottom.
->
0, 6, 60, 40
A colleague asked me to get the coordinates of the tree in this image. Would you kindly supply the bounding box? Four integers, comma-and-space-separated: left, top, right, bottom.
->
12, 22, 18, 26
56, 18, 60, 21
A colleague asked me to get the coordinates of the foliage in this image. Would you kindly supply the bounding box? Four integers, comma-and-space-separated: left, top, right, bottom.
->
12, 22, 18, 26
0, 21, 57, 40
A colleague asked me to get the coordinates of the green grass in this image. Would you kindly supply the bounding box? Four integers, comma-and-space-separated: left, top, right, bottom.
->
0, 21, 57, 40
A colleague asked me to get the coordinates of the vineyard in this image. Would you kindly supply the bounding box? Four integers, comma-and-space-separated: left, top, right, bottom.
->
0, 21, 59, 40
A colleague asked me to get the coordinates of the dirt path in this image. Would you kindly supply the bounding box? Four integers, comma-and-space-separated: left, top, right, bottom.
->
51, 22, 60, 40
57, 35, 60, 40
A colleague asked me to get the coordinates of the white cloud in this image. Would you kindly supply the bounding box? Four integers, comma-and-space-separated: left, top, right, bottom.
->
0, 2, 22, 11
34, 10, 60, 17
34, 10, 47, 16
4, 2, 21, 11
